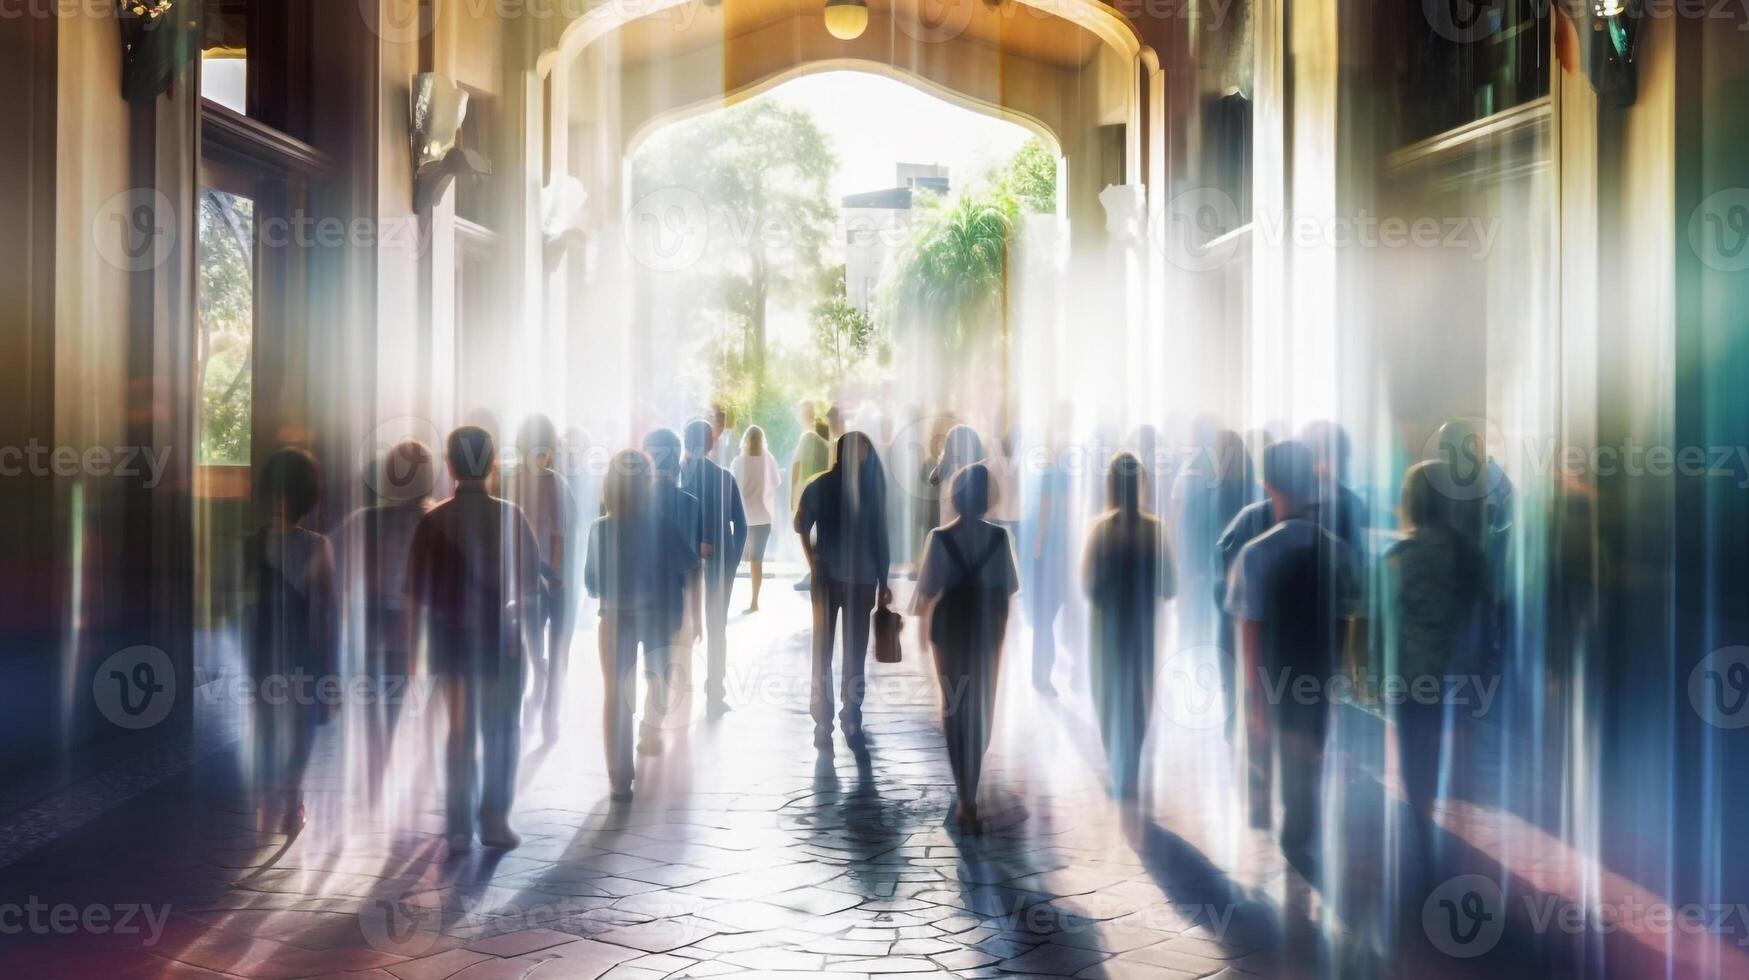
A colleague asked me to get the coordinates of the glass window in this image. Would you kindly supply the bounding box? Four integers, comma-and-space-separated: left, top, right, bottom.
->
196, 188, 255, 466
200, 0, 249, 114
1403, 0, 1551, 144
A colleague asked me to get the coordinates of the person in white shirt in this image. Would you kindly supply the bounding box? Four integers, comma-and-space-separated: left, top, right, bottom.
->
729, 425, 781, 612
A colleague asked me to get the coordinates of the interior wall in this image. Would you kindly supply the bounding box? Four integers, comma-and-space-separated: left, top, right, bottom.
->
0, 9, 62, 771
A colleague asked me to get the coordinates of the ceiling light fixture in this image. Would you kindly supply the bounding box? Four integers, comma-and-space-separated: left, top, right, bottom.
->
824, 0, 869, 40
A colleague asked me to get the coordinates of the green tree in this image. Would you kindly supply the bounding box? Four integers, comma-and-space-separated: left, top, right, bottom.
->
632, 101, 837, 379
883, 185, 1018, 353
810, 266, 875, 383
1002, 138, 1058, 214
196, 190, 254, 465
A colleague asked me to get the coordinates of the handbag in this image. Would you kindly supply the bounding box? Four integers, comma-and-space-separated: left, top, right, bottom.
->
873, 602, 904, 664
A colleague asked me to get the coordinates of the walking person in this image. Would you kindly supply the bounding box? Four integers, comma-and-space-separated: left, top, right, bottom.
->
1084, 452, 1176, 800
1021, 415, 1074, 696
243, 447, 338, 834
406, 427, 543, 849
1223, 440, 1360, 853
913, 464, 1018, 832
730, 425, 781, 612
928, 424, 984, 528
642, 429, 705, 742
584, 450, 699, 800
682, 418, 748, 716
505, 415, 573, 744
334, 439, 435, 802
790, 416, 832, 592
1387, 460, 1485, 878
796, 431, 892, 755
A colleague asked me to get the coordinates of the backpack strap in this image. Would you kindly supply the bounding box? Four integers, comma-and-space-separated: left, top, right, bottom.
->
939, 531, 971, 576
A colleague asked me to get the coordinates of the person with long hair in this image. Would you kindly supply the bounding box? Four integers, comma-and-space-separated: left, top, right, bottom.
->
585, 449, 698, 800
730, 424, 781, 612
506, 415, 573, 744
928, 424, 985, 528
244, 447, 338, 834
914, 464, 1018, 831
1084, 451, 1176, 800
795, 431, 892, 755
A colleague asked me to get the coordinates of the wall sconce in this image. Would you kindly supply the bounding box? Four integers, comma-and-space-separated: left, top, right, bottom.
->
411, 72, 492, 212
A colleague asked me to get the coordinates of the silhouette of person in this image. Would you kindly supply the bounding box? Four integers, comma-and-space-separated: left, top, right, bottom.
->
730, 425, 781, 612
1200, 428, 1258, 739
914, 464, 1018, 831
584, 449, 699, 801
641, 428, 705, 742
796, 431, 892, 754
1388, 460, 1485, 874
1084, 451, 1176, 800
505, 415, 573, 744
790, 419, 832, 592
335, 439, 435, 802
244, 447, 338, 834
1223, 439, 1360, 852
1216, 420, 1363, 599
1299, 420, 1369, 547
559, 425, 603, 616
709, 403, 738, 468
1021, 412, 1074, 696
682, 418, 748, 715
406, 427, 542, 849
928, 424, 984, 528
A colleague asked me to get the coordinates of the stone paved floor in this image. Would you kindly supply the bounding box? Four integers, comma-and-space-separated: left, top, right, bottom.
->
0, 579, 1599, 979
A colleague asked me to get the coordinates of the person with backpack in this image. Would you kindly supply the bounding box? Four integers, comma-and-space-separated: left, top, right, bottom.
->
1084, 451, 1177, 801
913, 463, 1018, 832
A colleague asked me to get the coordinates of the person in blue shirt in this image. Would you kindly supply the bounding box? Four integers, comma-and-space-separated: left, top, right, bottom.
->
681, 418, 748, 716
585, 449, 699, 800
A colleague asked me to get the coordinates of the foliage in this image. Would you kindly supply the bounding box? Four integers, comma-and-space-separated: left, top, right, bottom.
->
881, 183, 1019, 353
810, 266, 876, 383
631, 100, 838, 376
196, 190, 253, 465
1002, 138, 1058, 214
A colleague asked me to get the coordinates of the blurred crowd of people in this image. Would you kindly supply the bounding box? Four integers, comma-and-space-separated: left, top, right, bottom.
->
235, 397, 1514, 854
